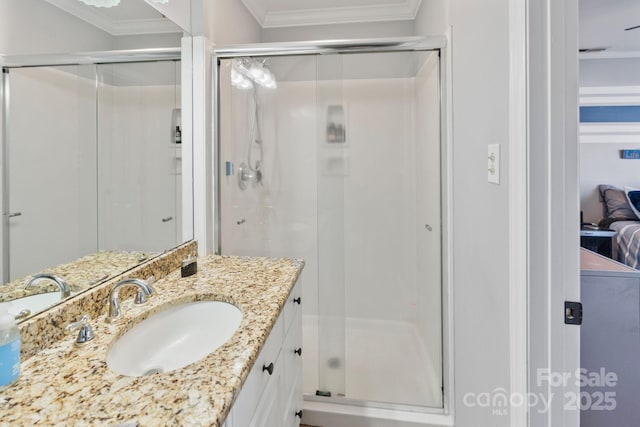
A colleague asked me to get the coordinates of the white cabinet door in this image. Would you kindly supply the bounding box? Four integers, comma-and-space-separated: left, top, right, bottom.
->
226, 283, 303, 427
283, 307, 303, 427
248, 356, 284, 427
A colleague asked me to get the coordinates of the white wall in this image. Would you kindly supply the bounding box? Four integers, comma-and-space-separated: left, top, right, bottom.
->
111, 33, 183, 50
0, 0, 183, 57
261, 21, 414, 43
449, 0, 512, 422
414, 0, 449, 36
0, 0, 112, 55
416, 0, 514, 424
212, 0, 262, 46
189, 0, 261, 44
144, 0, 191, 34
580, 58, 640, 87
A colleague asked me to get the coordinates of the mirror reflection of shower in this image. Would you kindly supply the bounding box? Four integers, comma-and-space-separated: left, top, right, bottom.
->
232, 58, 277, 190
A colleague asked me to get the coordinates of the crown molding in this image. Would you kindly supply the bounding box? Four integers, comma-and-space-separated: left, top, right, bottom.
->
45, 0, 180, 35
242, 0, 422, 28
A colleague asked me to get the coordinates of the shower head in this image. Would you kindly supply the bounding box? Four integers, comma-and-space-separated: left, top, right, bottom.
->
232, 58, 277, 89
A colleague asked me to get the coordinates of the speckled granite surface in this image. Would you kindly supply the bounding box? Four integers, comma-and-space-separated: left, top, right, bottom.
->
0, 250, 154, 303
16, 242, 198, 361
0, 249, 304, 427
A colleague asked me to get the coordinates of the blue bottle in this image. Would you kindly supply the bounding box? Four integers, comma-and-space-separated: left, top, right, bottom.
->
0, 303, 20, 389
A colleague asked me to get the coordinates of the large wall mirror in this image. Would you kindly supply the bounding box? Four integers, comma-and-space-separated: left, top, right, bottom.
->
0, 0, 193, 322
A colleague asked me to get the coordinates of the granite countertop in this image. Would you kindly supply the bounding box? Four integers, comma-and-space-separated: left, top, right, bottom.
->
0, 251, 154, 303
0, 255, 304, 427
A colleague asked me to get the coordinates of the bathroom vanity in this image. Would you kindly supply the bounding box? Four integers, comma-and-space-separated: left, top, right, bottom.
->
0, 242, 304, 427
224, 278, 303, 427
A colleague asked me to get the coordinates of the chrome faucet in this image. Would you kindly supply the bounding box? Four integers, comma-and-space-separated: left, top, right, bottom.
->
24, 273, 71, 299
107, 278, 155, 321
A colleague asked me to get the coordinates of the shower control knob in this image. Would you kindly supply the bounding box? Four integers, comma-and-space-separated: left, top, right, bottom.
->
295, 410, 303, 419
262, 362, 274, 375
294, 347, 302, 356
293, 297, 302, 305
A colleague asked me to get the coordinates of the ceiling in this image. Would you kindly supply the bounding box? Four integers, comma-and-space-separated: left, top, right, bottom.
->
580, 0, 640, 55
45, 0, 181, 36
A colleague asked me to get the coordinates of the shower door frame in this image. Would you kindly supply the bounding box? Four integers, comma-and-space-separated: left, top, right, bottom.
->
213, 36, 453, 417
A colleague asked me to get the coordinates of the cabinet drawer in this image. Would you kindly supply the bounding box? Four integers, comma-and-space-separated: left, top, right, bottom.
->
249, 359, 285, 427
231, 313, 285, 427
283, 279, 302, 334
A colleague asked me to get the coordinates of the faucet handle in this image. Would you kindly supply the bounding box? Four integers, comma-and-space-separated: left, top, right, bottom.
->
134, 276, 156, 305
134, 290, 150, 305
66, 315, 95, 346
14, 309, 31, 321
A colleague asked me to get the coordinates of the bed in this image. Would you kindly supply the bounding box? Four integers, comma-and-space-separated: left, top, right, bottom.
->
608, 221, 640, 269
597, 185, 640, 269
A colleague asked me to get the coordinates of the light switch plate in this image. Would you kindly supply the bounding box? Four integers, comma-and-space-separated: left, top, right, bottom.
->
488, 144, 500, 185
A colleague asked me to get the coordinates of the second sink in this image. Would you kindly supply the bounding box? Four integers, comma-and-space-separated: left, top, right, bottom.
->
106, 300, 242, 377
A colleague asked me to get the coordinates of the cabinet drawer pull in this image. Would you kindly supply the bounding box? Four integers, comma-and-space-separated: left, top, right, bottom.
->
262, 362, 274, 375
293, 297, 302, 305
294, 347, 302, 356
295, 410, 303, 418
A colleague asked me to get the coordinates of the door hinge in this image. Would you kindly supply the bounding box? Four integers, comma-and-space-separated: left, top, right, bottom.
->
564, 301, 582, 325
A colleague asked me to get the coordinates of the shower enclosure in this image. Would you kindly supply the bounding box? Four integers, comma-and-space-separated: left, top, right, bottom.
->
215, 39, 445, 418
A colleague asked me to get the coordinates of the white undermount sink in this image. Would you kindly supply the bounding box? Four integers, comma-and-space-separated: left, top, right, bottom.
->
106, 300, 242, 377
7, 291, 77, 318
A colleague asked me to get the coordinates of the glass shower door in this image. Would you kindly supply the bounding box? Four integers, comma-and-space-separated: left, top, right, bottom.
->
5, 65, 98, 281
96, 61, 181, 253
217, 48, 443, 410
316, 54, 346, 398
314, 51, 443, 407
